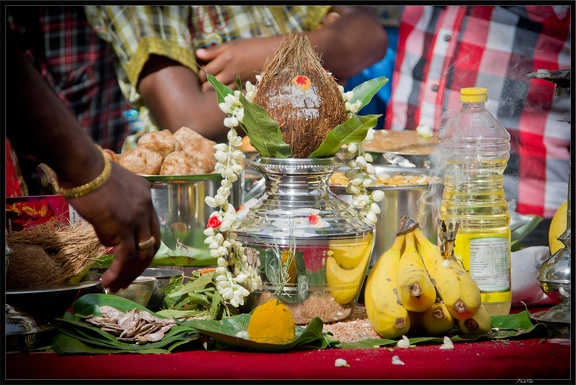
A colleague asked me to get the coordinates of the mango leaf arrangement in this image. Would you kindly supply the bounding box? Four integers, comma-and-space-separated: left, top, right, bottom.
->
203, 33, 387, 309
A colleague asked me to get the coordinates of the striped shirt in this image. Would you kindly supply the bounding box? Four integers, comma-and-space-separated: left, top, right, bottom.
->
7, 6, 131, 153
385, 6, 571, 218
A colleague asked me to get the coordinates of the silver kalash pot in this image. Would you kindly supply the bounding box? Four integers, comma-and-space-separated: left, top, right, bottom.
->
233, 156, 375, 324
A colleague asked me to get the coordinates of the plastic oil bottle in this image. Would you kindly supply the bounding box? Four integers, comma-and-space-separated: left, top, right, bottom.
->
436, 87, 511, 316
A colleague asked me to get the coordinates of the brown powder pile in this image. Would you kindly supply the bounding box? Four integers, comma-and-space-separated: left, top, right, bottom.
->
254, 292, 379, 342
255, 291, 353, 325
322, 305, 381, 343
6, 221, 107, 289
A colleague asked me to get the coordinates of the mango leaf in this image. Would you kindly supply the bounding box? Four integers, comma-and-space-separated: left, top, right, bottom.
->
206, 72, 234, 104
236, 73, 243, 91
239, 94, 292, 157
348, 76, 388, 114
206, 70, 291, 158
309, 114, 380, 158
183, 314, 334, 352
511, 215, 543, 251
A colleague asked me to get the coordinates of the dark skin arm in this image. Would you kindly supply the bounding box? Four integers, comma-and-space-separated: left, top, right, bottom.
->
137, 6, 387, 142
6, 33, 161, 293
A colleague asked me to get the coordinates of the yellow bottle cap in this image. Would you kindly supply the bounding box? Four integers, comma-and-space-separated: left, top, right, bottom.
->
460, 87, 487, 103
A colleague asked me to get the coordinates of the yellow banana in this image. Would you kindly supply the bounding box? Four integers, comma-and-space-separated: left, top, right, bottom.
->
396, 231, 436, 312
457, 304, 492, 335
410, 300, 455, 336
325, 247, 370, 305
413, 227, 481, 321
365, 233, 410, 339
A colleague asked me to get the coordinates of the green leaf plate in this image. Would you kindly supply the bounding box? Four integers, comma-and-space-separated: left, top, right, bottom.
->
336, 310, 552, 349
183, 314, 335, 352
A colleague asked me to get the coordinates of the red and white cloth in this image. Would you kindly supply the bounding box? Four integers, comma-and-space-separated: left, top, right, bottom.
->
385, 6, 571, 218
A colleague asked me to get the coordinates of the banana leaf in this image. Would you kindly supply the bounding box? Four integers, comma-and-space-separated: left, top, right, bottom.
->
52, 293, 336, 354
52, 294, 201, 354
336, 309, 553, 349
95, 240, 218, 268
183, 314, 337, 352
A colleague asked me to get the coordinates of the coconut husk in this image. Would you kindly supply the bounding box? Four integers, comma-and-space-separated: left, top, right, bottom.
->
252, 33, 348, 158
6, 243, 65, 289
6, 221, 107, 289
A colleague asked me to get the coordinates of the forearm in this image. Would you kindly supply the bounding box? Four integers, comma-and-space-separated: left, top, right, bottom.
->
137, 55, 231, 142
6, 34, 104, 188
305, 6, 387, 80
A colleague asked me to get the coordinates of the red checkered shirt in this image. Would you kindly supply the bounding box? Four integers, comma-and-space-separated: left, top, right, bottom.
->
7, 6, 131, 153
385, 5, 571, 218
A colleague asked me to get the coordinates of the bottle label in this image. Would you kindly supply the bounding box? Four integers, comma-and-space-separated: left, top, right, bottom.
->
468, 237, 510, 292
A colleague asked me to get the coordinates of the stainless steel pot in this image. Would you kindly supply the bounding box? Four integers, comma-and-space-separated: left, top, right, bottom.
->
330, 165, 443, 266
145, 174, 243, 258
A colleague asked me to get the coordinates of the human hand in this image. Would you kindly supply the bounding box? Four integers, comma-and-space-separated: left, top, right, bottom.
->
67, 163, 160, 292
195, 37, 280, 92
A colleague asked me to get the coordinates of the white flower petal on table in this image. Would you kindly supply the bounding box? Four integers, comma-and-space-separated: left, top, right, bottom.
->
335, 358, 350, 367
439, 336, 454, 350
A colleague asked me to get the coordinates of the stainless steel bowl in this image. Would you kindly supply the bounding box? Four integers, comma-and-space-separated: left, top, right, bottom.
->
330, 165, 443, 266
109, 276, 156, 307
6, 280, 102, 322
140, 268, 184, 311
145, 174, 243, 259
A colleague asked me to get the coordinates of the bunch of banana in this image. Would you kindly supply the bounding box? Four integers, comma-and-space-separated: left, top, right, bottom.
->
409, 298, 455, 336
414, 223, 481, 321
396, 231, 436, 312
364, 233, 411, 339
364, 216, 491, 338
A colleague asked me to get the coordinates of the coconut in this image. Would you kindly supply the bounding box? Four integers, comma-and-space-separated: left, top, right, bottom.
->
251, 33, 348, 158
6, 243, 65, 289
6, 221, 107, 289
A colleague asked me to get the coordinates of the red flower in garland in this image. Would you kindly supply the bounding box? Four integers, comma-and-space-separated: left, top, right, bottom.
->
207, 214, 222, 229
308, 214, 319, 225
292, 75, 311, 91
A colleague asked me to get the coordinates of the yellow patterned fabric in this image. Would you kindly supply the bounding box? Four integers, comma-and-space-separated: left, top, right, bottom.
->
85, 5, 330, 149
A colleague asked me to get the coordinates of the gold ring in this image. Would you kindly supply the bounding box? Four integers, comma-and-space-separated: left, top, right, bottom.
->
137, 236, 155, 250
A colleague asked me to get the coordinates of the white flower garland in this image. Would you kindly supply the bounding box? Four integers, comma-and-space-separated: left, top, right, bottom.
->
338, 86, 384, 225
205, 80, 382, 308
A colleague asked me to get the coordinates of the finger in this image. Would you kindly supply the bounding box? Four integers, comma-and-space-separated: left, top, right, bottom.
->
149, 211, 161, 255
195, 45, 222, 61
100, 239, 142, 292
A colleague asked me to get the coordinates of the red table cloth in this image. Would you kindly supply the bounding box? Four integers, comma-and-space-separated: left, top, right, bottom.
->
5, 336, 571, 380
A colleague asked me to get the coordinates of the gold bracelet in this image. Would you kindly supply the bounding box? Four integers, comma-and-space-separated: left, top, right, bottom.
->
57, 145, 112, 199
